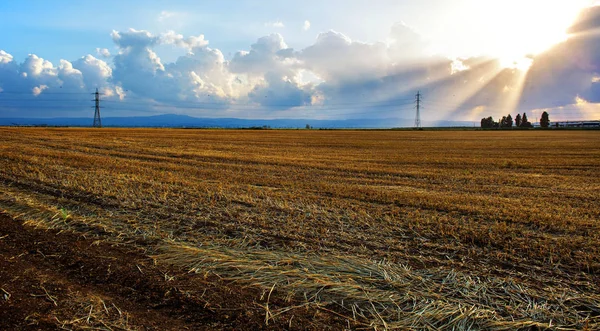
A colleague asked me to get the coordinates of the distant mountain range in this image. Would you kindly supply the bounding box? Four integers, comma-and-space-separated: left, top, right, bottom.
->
0, 114, 475, 128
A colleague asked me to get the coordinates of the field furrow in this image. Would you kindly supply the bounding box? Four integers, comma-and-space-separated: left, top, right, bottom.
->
1, 128, 599, 330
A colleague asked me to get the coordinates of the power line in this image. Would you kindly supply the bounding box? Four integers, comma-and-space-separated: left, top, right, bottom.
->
0, 91, 90, 95
1, 89, 597, 122
100, 98, 417, 108
0, 94, 416, 110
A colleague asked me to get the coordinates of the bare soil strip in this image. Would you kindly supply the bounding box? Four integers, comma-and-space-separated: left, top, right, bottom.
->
0, 214, 347, 330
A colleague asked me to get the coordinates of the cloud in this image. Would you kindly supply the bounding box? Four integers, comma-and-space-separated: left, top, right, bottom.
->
230, 33, 294, 76
109, 28, 235, 110
0, 50, 14, 64
32, 85, 48, 96
103, 30, 312, 113
388, 22, 428, 63
110, 30, 173, 103
161, 30, 209, 50
300, 30, 389, 82
111, 28, 160, 50
0, 29, 528, 120
0, 51, 119, 117
265, 21, 285, 29
166, 45, 236, 102
72, 54, 112, 89
3, 7, 600, 121
2, 25, 487, 119
96, 48, 111, 58
158, 11, 176, 22
303, 20, 311, 31
57, 59, 84, 90
519, 6, 600, 111
228, 33, 314, 110
20, 54, 57, 79
0, 51, 20, 89
248, 71, 312, 108
568, 6, 600, 33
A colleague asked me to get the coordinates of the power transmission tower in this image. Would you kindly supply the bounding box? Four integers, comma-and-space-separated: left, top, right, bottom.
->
414, 91, 422, 128
92, 88, 102, 128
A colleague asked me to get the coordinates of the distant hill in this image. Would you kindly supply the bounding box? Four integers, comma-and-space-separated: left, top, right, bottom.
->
0, 114, 474, 128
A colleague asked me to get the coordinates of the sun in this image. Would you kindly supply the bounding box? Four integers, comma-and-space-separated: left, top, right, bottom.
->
455, 0, 589, 71
491, 0, 588, 70
499, 56, 533, 71
427, 1, 593, 120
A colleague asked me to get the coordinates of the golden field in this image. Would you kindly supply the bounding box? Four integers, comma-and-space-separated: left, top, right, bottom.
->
0, 128, 599, 330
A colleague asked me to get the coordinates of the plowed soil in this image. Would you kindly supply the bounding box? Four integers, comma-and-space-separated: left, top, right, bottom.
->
0, 213, 348, 330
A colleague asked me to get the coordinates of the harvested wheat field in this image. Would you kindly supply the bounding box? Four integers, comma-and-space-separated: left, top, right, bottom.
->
0, 128, 599, 330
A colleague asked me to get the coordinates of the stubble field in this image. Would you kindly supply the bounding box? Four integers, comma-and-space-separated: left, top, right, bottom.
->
0, 128, 599, 330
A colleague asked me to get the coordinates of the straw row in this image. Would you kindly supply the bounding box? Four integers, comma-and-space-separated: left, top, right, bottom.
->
1, 188, 598, 330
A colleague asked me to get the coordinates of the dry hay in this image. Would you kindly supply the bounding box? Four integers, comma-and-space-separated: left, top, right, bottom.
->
1, 128, 599, 330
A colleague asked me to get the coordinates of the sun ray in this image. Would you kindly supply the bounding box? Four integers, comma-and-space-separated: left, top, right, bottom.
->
566, 26, 600, 40
390, 58, 461, 95
424, 59, 506, 120
573, 96, 600, 119
496, 68, 530, 118
527, 95, 600, 123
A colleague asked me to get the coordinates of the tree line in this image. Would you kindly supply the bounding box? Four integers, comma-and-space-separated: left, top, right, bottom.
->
481, 112, 550, 128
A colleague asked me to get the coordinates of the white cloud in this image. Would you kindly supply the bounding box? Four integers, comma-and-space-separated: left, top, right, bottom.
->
230, 33, 292, 76
20, 54, 57, 78
0, 50, 19, 89
0, 50, 13, 64
265, 21, 285, 28
111, 29, 169, 102
303, 20, 311, 31
3, 9, 600, 121
96, 48, 111, 58
0, 28, 512, 119
248, 71, 312, 107
167, 45, 236, 101
109, 28, 237, 108
158, 10, 176, 22
32, 85, 48, 96
111, 28, 160, 50
4, 26, 442, 118
57, 59, 84, 89
72, 54, 112, 89
300, 30, 389, 82
387, 22, 428, 64
450, 58, 469, 74
162, 30, 209, 50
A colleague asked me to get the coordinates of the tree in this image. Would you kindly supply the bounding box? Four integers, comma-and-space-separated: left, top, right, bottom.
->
500, 116, 507, 127
521, 113, 532, 128
506, 114, 513, 128
305, 124, 312, 129
515, 113, 522, 127
540, 111, 550, 128
480, 116, 496, 128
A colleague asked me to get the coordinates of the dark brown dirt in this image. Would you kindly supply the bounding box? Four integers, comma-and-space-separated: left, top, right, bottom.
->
0, 213, 351, 330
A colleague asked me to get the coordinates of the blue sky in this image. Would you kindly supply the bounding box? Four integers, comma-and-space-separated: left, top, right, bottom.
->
0, 0, 444, 63
1, 0, 599, 122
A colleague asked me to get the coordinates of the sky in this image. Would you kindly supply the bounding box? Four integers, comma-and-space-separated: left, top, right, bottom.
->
1, 0, 600, 123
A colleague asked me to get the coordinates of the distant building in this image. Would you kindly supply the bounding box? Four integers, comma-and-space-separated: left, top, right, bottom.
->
553, 121, 600, 128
